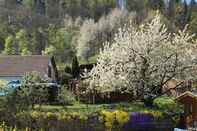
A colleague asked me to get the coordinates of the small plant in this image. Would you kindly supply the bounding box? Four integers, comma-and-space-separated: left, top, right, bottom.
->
99, 110, 129, 131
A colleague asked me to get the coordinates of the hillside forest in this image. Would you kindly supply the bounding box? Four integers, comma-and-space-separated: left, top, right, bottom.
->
0, 0, 196, 65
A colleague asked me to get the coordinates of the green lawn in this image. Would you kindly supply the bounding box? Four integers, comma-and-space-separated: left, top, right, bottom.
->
34, 102, 163, 115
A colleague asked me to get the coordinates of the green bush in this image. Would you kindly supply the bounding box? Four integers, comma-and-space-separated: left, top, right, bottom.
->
64, 65, 72, 74
58, 86, 76, 106
153, 96, 182, 113
59, 72, 73, 85
20, 84, 49, 108
20, 72, 50, 108
4, 90, 30, 114
21, 71, 46, 84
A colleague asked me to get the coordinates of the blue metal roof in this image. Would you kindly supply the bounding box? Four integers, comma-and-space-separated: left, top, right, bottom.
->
0, 81, 60, 96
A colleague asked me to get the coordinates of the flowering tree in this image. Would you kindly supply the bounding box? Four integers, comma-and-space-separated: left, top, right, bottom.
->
87, 13, 197, 99
77, 9, 135, 61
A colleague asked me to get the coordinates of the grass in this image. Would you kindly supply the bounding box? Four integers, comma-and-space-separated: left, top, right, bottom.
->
34, 102, 163, 115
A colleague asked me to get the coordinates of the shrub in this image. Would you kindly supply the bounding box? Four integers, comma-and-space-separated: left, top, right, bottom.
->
153, 96, 183, 113
58, 86, 76, 106
4, 89, 30, 114
99, 110, 129, 131
144, 96, 154, 107
21, 71, 46, 84
59, 72, 73, 85
20, 84, 49, 109
19, 72, 51, 108
64, 65, 72, 74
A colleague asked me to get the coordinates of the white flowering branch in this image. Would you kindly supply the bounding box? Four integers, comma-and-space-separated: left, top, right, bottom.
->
86, 13, 196, 99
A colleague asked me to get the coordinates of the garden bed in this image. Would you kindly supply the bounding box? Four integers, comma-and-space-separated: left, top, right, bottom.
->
0, 109, 174, 131
0, 102, 178, 131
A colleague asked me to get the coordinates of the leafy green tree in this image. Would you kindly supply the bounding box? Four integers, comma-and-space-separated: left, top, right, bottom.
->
23, 0, 35, 9
16, 29, 31, 55
21, 48, 32, 56
0, 21, 11, 51
3, 35, 18, 55
46, 19, 79, 62
42, 45, 57, 55
61, 0, 116, 19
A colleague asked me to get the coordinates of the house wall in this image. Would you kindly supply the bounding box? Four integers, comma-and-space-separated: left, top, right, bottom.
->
179, 96, 197, 127
193, 101, 197, 120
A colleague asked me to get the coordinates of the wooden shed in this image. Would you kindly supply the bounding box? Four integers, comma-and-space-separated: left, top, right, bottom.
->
176, 91, 197, 128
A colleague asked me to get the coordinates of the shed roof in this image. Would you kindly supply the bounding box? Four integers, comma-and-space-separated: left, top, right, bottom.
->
0, 55, 52, 77
176, 91, 197, 102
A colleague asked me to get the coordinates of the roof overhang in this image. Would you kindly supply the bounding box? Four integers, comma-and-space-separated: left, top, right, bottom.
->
176, 91, 197, 103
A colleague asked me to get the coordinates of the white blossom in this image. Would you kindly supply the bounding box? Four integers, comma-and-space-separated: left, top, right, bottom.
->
86, 13, 196, 97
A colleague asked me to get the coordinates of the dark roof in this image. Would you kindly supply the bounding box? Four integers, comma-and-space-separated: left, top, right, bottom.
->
79, 63, 96, 70
0, 55, 52, 77
176, 91, 197, 102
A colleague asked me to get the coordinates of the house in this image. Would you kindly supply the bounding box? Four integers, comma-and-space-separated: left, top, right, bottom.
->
0, 55, 58, 82
176, 91, 197, 128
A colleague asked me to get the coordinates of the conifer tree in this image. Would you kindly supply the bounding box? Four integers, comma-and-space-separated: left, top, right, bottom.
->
72, 56, 80, 78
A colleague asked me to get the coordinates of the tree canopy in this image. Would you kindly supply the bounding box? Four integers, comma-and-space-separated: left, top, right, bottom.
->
86, 13, 197, 99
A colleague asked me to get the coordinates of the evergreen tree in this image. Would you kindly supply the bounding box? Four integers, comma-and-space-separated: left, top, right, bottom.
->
71, 56, 80, 78
178, 0, 191, 29
148, 0, 165, 10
